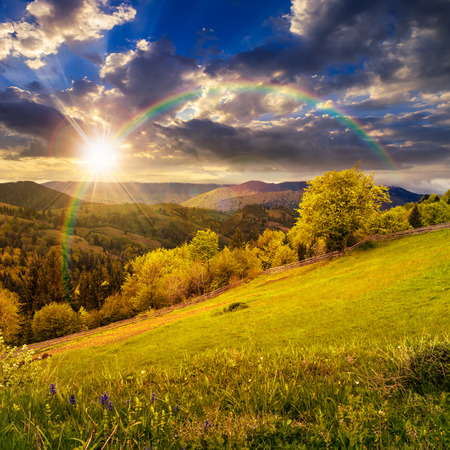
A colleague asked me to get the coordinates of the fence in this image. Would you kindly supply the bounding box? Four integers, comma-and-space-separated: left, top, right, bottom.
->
264, 221, 450, 275
28, 221, 450, 353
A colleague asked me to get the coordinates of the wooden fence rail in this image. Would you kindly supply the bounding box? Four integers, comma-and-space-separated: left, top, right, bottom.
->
28, 221, 450, 353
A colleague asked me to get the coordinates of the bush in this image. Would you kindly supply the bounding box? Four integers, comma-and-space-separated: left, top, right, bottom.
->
31, 302, 81, 342
213, 302, 249, 316
0, 333, 38, 387
100, 293, 136, 325
400, 341, 450, 394
225, 302, 249, 313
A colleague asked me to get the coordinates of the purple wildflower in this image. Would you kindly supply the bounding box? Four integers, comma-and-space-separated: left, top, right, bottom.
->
50, 383, 56, 395
100, 392, 109, 405
69, 395, 75, 405
204, 419, 212, 430
126, 400, 131, 406
108, 401, 113, 411
173, 405, 180, 413
151, 393, 156, 402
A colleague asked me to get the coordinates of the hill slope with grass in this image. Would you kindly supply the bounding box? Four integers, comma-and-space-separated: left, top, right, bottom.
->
0, 181, 81, 210
42, 228, 450, 367
3, 229, 449, 448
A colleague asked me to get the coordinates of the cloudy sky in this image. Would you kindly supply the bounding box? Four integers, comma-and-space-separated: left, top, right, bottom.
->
0, 0, 449, 193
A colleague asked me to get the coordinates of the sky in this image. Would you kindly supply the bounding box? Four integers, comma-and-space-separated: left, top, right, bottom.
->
0, 0, 449, 193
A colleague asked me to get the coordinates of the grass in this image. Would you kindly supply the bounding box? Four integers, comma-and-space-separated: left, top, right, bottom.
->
1, 229, 449, 448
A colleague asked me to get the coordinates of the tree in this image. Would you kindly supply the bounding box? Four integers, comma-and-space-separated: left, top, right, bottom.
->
289, 165, 390, 251
189, 229, 219, 262
0, 287, 22, 345
374, 206, 412, 234
31, 302, 81, 342
418, 201, 450, 226
408, 204, 423, 229
256, 229, 295, 269
229, 227, 243, 249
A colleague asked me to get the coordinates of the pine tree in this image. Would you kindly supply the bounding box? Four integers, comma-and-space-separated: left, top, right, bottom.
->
408, 204, 422, 228
230, 227, 243, 249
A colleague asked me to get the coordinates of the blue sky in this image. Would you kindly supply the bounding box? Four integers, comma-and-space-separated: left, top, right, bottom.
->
0, 0, 449, 193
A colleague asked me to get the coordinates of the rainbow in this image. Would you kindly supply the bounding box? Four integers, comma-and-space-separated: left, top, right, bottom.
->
56, 80, 397, 302
113, 81, 397, 171
60, 180, 91, 300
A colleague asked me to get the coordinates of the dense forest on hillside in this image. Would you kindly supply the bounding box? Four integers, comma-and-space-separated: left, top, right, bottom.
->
0, 176, 449, 346
0, 201, 297, 343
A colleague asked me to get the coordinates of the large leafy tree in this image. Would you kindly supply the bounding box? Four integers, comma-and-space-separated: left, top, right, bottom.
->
188, 229, 219, 262
289, 165, 390, 251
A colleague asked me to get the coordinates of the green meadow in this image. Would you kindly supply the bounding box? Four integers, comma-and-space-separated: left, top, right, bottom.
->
1, 229, 449, 448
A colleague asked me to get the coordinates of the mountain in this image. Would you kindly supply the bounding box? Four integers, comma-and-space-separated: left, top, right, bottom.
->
183, 180, 423, 212
0, 181, 81, 210
43, 181, 229, 205
387, 186, 423, 207
182, 181, 308, 211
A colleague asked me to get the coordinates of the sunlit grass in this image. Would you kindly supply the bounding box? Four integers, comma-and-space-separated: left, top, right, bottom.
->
47, 229, 449, 379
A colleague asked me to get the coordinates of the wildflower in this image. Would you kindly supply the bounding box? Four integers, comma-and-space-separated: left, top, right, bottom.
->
173, 405, 180, 413
50, 383, 56, 395
204, 419, 212, 430
69, 395, 75, 405
100, 392, 109, 405
151, 393, 156, 402
126, 400, 131, 406
108, 401, 113, 411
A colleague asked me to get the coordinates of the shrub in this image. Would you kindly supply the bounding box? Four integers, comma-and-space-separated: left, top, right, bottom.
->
225, 302, 249, 313
213, 301, 249, 316
0, 333, 37, 387
31, 302, 81, 342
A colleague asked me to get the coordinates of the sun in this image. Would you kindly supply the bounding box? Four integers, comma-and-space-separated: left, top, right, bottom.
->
83, 139, 118, 176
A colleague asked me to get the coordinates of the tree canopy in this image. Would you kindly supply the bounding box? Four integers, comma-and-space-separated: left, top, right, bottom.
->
289, 166, 390, 251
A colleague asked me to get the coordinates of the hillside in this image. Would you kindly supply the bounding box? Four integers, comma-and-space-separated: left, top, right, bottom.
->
183, 180, 422, 211
43, 228, 449, 364
43, 181, 229, 205
0, 181, 82, 210
4, 228, 449, 448
54, 202, 296, 248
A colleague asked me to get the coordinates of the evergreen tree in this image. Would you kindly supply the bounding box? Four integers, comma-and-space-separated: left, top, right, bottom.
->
408, 204, 422, 229
230, 227, 243, 249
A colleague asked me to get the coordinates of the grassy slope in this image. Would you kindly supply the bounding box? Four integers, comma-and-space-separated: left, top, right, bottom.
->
51, 229, 449, 381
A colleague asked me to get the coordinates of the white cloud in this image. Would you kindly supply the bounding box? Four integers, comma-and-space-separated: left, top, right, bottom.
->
0, 0, 136, 68
288, 0, 336, 36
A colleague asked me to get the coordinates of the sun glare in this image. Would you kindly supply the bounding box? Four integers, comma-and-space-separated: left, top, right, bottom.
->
83, 139, 118, 175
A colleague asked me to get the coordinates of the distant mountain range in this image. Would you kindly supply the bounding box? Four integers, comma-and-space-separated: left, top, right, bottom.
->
0, 180, 423, 212
182, 181, 308, 211
182, 181, 423, 212
42, 181, 229, 205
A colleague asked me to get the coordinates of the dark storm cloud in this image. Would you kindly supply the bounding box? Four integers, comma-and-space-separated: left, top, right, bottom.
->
206, 0, 450, 94
101, 38, 199, 108
156, 116, 398, 171
0, 98, 66, 141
